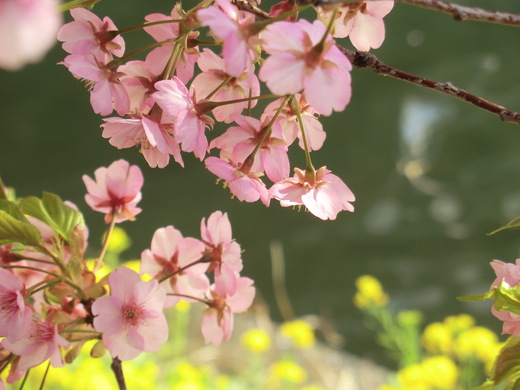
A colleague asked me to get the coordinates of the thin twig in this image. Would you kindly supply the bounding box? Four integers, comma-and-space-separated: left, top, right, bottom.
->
396, 0, 520, 28
297, 0, 520, 28
111, 358, 127, 390
339, 48, 520, 125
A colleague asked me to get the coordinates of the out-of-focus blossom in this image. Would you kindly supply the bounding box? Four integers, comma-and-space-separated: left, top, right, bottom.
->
82, 159, 144, 223
1, 320, 69, 370
0, 0, 62, 71
317, 1, 394, 51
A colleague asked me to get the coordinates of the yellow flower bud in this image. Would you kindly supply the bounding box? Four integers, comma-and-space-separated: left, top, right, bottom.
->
354, 275, 389, 308
241, 328, 271, 353
280, 319, 315, 349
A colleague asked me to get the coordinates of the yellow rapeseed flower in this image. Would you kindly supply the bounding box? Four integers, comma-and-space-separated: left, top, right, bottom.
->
421, 356, 458, 389
396, 364, 430, 390
175, 300, 191, 313
106, 226, 131, 254
455, 326, 500, 366
241, 328, 271, 353
421, 322, 453, 355
354, 275, 389, 308
269, 361, 307, 385
444, 314, 475, 334
280, 319, 315, 349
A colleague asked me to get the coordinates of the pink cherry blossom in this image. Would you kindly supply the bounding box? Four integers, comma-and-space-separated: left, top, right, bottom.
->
205, 157, 270, 206
270, 166, 355, 220
141, 226, 209, 307
210, 115, 290, 183
102, 115, 184, 169
144, 8, 199, 84
490, 259, 520, 288
0, 0, 62, 71
317, 1, 394, 51
259, 19, 352, 116
262, 94, 326, 151
152, 78, 213, 160
1, 320, 69, 370
489, 259, 520, 336
92, 267, 169, 361
119, 58, 161, 114
63, 51, 130, 116
192, 49, 260, 123
201, 273, 255, 345
197, 0, 260, 77
0, 268, 32, 342
57, 7, 125, 57
201, 211, 243, 292
82, 159, 144, 223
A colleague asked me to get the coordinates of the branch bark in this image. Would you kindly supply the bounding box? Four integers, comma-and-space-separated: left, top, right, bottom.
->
396, 0, 520, 27
111, 358, 127, 390
340, 48, 520, 125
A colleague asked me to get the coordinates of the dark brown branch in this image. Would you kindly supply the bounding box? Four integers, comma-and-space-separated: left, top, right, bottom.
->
111, 358, 127, 390
396, 0, 520, 27
340, 48, 520, 125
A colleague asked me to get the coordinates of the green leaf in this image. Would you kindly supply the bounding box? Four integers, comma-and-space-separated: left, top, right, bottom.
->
492, 337, 520, 385
457, 290, 495, 302
494, 287, 520, 316
0, 200, 42, 246
20, 192, 84, 244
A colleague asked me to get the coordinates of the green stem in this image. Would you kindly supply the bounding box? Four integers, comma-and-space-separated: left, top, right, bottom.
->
313, 5, 339, 53
2, 265, 61, 278
197, 94, 279, 115
38, 361, 51, 390
0, 354, 14, 375
160, 42, 181, 80
110, 38, 177, 69
114, 19, 184, 36
59, 0, 102, 12
245, 95, 291, 166
27, 277, 61, 296
95, 212, 118, 271
205, 76, 234, 100
18, 368, 30, 390
291, 96, 315, 172
167, 293, 209, 305
35, 243, 67, 275
60, 329, 100, 334
16, 256, 55, 265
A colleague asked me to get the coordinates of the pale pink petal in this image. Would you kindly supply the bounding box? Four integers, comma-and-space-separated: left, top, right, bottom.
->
260, 53, 305, 96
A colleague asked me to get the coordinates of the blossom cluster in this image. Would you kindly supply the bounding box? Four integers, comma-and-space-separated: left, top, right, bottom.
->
0, 160, 254, 388
55, 0, 394, 220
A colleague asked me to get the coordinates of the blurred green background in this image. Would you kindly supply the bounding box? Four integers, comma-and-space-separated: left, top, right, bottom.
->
1, 0, 520, 366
